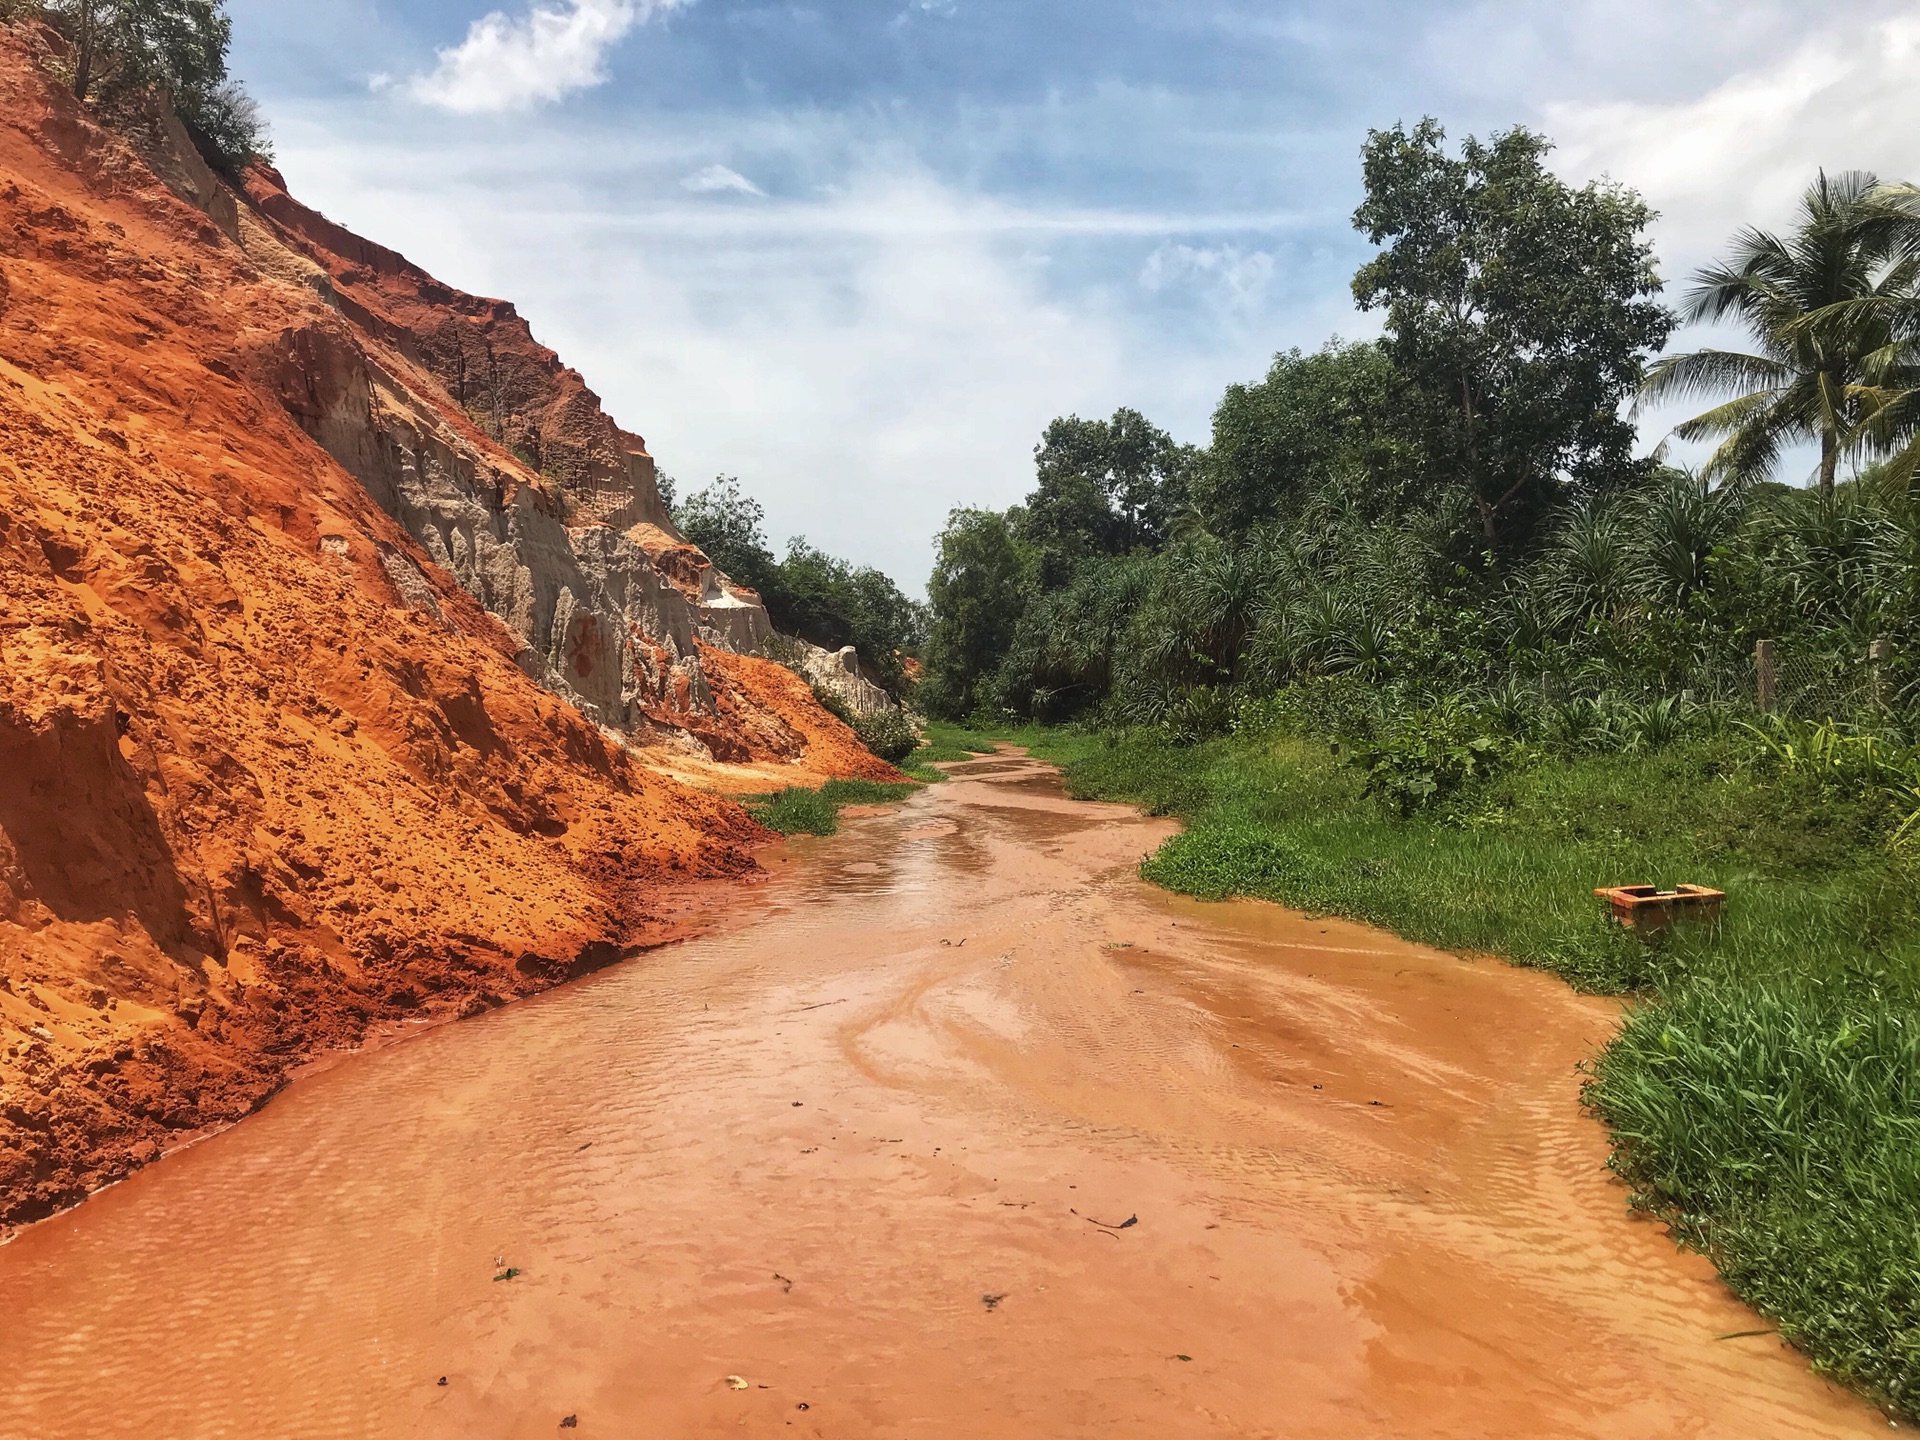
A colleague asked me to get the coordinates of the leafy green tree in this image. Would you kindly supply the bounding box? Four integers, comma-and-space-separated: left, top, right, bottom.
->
38, 0, 266, 166
924, 508, 1033, 716
1353, 119, 1671, 553
46, 0, 227, 104
1641, 171, 1915, 496
996, 552, 1156, 720
1199, 340, 1410, 534
774, 537, 925, 685
674, 478, 924, 686
1020, 408, 1193, 585
674, 476, 781, 600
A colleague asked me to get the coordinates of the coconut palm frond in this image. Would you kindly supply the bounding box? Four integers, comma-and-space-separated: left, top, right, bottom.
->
1639, 349, 1791, 408
1646, 170, 1920, 494
1667, 388, 1788, 443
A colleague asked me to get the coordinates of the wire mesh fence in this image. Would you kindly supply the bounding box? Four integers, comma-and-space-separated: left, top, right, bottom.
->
1520, 639, 1900, 728
1756, 639, 1896, 726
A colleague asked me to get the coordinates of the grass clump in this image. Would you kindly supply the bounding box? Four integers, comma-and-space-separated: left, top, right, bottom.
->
911, 720, 1011, 764
979, 718, 1920, 1417
1589, 973, 1920, 1412
744, 778, 921, 836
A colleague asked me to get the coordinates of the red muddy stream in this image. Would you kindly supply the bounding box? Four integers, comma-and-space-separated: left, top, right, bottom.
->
0, 754, 1884, 1437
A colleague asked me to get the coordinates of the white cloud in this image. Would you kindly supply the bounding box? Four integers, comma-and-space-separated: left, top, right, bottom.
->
401, 0, 690, 114
1548, 15, 1920, 278
680, 164, 765, 196
1140, 243, 1276, 308
265, 122, 1333, 589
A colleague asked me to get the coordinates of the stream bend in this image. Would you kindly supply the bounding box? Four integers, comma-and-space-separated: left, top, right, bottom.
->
0, 754, 1880, 1438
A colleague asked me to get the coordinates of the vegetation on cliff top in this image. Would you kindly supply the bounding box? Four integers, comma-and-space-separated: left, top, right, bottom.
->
8, 0, 269, 169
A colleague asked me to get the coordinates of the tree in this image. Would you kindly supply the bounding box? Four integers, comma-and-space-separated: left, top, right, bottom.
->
1641, 171, 1916, 496
923, 508, 1033, 716
674, 476, 780, 599
47, 0, 225, 101
1019, 408, 1193, 585
774, 537, 925, 685
38, 0, 266, 167
1199, 340, 1410, 534
1353, 119, 1671, 553
674, 477, 924, 686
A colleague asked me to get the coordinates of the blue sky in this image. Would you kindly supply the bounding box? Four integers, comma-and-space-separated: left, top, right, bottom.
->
227, 0, 1920, 589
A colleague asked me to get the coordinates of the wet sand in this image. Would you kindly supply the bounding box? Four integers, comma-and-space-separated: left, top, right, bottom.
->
0, 754, 1885, 1438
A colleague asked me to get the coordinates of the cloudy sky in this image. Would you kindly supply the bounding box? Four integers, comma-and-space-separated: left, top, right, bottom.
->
227, 0, 1920, 590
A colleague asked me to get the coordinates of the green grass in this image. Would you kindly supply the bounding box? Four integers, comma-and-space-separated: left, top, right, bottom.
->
743, 778, 922, 836
980, 724, 1920, 1418
884, 720, 1061, 779
910, 720, 1018, 764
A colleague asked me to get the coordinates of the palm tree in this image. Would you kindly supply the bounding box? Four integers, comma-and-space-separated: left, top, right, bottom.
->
1832, 182, 1920, 487
1640, 171, 1915, 494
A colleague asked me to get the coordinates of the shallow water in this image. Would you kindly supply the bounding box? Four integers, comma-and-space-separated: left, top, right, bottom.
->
0, 755, 1884, 1438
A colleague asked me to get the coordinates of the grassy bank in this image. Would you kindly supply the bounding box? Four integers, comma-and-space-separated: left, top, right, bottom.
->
1010, 723, 1920, 1418
745, 725, 1018, 834
743, 778, 923, 836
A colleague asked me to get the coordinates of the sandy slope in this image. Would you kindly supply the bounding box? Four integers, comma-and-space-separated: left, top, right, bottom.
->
0, 22, 886, 1229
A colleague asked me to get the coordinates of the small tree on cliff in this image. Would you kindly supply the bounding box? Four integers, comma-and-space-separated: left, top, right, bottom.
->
38, 0, 267, 167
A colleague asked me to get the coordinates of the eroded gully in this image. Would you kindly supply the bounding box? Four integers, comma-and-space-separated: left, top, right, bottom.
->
0, 753, 1885, 1438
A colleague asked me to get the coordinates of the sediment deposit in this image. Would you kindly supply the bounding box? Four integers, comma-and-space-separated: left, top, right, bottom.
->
0, 21, 889, 1230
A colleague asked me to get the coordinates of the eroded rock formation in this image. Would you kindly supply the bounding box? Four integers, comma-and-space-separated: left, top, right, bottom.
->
0, 20, 893, 1231
234, 162, 779, 740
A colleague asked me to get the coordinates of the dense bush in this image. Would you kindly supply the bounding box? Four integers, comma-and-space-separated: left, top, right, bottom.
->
1337, 702, 1508, 814
924, 136, 1920, 751
851, 706, 916, 765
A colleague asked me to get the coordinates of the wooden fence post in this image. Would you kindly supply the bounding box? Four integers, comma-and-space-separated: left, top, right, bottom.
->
1870, 637, 1892, 711
1755, 638, 1776, 713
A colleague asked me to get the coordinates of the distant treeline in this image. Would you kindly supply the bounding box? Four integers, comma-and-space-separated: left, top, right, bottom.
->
665, 475, 928, 690
918, 120, 1920, 744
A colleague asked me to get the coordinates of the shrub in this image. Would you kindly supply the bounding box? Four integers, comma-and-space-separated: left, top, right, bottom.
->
1338, 703, 1508, 814
852, 706, 917, 764
808, 681, 854, 725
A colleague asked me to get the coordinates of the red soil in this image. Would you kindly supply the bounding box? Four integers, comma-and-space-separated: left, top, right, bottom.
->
698, 644, 909, 781
237, 160, 666, 530
0, 25, 879, 1231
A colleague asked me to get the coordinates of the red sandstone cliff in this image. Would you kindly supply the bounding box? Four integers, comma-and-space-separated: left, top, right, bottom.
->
0, 20, 894, 1230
